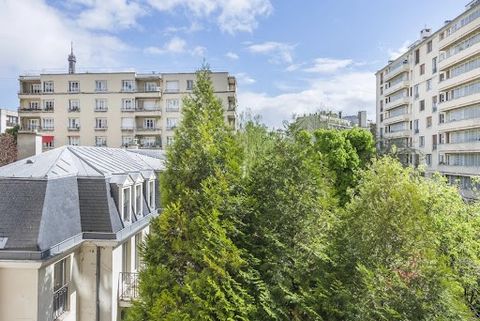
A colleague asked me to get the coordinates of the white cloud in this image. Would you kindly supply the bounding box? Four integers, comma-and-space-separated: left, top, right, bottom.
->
144, 37, 187, 54
388, 40, 411, 60
147, 0, 273, 33
237, 71, 376, 128
192, 46, 207, 56
0, 0, 129, 73
303, 58, 354, 73
235, 72, 255, 85
226, 52, 239, 60
70, 0, 146, 31
247, 41, 295, 64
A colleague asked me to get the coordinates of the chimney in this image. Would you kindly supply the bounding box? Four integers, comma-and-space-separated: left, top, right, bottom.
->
68, 42, 76, 74
420, 28, 431, 39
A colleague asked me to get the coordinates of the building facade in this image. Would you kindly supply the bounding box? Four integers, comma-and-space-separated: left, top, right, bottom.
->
294, 110, 369, 131
376, 0, 480, 196
18, 54, 236, 150
0, 108, 18, 134
0, 146, 164, 321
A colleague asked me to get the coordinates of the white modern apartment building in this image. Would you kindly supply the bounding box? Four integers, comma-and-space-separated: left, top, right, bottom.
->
0, 108, 18, 133
18, 49, 237, 150
0, 146, 164, 321
376, 0, 480, 196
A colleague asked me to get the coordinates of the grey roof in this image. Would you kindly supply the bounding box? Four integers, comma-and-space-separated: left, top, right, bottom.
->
127, 149, 166, 160
0, 146, 163, 257
0, 146, 164, 179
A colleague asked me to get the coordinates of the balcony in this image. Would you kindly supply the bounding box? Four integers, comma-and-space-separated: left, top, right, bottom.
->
136, 127, 161, 134
384, 64, 409, 81
121, 126, 135, 132
439, 41, 480, 71
53, 285, 69, 320
438, 141, 480, 153
438, 16, 480, 51
384, 129, 411, 139
438, 117, 480, 132
118, 272, 138, 307
385, 96, 410, 110
135, 106, 162, 117
94, 108, 108, 112
67, 125, 80, 131
384, 80, 410, 96
20, 125, 40, 132
68, 107, 80, 113
41, 127, 54, 132
121, 107, 135, 112
437, 164, 480, 176
95, 126, 108, 131
438, 67, 480, 91
439, 92, 480, 111
382, 113, 410, 125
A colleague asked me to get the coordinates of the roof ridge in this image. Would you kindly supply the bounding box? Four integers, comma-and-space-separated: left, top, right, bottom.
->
44, 146, 69, 179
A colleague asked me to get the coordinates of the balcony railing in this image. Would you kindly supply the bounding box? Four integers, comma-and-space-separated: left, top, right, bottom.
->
119, 272, 139, 303
121, 107, 135, 112
136, 126, 161, 132
68, 125, 80, 131
121, 126, 135, 131
68, 107, 80, 112
20, 125, 40, 132
53, 285, 69, 320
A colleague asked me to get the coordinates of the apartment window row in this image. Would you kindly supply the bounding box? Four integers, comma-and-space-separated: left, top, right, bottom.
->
446, 175, 479, 190
442, 31, 480, 60
387, 89, 408, 103
38, 79, 167, 93
386, 74, 408, 88
442, 8, 480, 38
388, 105, 408, 118
448, 128, 480, 144
445, 103, 480, 122
448, 55, 480, 79
444, 153, 480, 167
120, 178, 156, 222
387, 121, 408, 133
386, 59, 409, 74
447, 79, 480, 101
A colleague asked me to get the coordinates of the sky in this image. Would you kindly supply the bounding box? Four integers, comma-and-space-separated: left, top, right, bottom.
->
0, 0, 469, 128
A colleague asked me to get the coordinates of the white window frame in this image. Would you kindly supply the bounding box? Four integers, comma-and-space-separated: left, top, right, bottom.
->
121, 186, 132, 222
134, 184, 142, 216
186, 80, 193, 90
95, 80, 107, 92
68, 81, 80, 93
68, 136, 80, 146
68, 118, 80, 130
144, 82, 157, 92
43, 81, 54, 93
95, 118, 108, 129
165, 80, 179, 93
122, 80, 135, 92
122, 98, 135, 111
43, 100, 54, 111
95, 99, 108, 111
144, 118, 155, 129
29, 101, 40, 110
166, 99, 179, 112
69, 99, 80, 112
148, 179, 155, 209
95, 136, 107, 147
42, 118, 54, 130
166, 118, 178, 130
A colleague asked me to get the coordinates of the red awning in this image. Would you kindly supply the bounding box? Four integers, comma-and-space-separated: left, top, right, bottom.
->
42, 136, 54, 144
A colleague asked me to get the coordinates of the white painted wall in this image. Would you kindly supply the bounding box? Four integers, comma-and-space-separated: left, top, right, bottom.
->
0, 267, 38, 321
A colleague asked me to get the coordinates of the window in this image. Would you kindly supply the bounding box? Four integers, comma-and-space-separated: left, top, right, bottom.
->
166, 136, 174, 146
122, 187, 131, 221
427, 40, 433, 53
43, 136, 54, 149
122, 241, 131, 272
432, 96, 438, 112
140, 136, 156, 147
121, 117, 135, 130
95, 99, 107, 111
29, 101, 40, 110
166, 99, 179, 112
43, 81, 54, 93
432, 134, 437, 150
427, 116, 432, 127
68, 136, 79, 146
95, 136, 107, 147
68, 81, 79, 93
420, 100, 425, 111
68, 118, 80, 130
432, 57, 438, 74
122, 80, 135, 92
167, 118, 178, 130
135, 184, 142, 215
144, 82, 157, 92
122, 136, 134, 146
43, 100, 54, 111
134, 233, 142, 271
144, 118, 155, 129
414, 84, 419, 99
420, 64, 425, 75
28, 119, 39, 131
53, 257, 69, 318
187, 80, 194, 90
69, 100, 80, 112
95, 118, 108, 129
95, 80, 107, 92
414, 119, 419, 133
415, 49, 420, 64
165, 80, 179, 92
122, 98, 134, 111
32, 83, 41, 93
148, 180, 155, 209
42, 118, 54, 130
420, 136, 425, 147
380, 86, 384, 95
380, 100, 384, 112
426, 79, 432, 91
426, 154, 432, 166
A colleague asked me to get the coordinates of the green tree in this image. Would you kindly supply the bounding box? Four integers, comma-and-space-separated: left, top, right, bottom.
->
322, 158, 476, 320
237, 129, 336, 320
128, 66, 255, 321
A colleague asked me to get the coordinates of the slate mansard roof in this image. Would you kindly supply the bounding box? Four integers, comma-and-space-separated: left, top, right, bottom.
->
0, 146, 165, 259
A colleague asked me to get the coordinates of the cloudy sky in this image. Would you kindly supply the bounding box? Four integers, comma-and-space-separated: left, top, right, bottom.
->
0, 0, 467, 127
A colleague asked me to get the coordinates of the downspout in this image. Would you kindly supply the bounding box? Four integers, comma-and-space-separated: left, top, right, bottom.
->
96, 246, 101, 321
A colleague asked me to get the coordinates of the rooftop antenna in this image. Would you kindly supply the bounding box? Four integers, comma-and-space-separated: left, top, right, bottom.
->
68, 41, 76, 74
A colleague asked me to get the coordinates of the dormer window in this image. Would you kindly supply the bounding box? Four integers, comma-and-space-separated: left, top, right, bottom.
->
122, 187, 131, 221
134, 184, 142, 216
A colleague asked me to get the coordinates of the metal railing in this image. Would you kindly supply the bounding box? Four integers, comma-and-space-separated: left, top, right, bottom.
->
53, 285, 69, 320
118, 272, 139, 302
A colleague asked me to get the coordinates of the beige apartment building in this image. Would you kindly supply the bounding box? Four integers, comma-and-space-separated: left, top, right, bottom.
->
0, 108, 18, 133
18, 52, 236, 150
376, 0, 480, 197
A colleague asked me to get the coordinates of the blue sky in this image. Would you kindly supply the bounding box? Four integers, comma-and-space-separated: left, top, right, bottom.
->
0, 0, 468, 127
